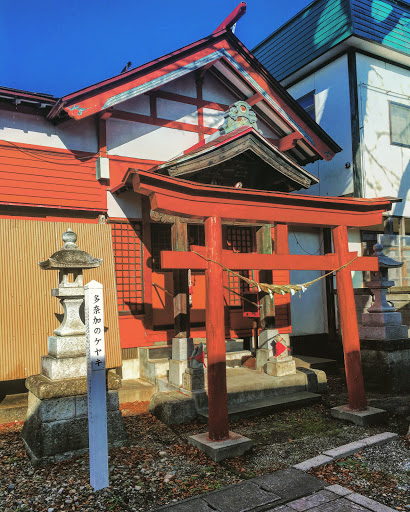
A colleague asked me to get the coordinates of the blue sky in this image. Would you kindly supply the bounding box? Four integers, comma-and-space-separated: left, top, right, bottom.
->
1, 0, 311, 97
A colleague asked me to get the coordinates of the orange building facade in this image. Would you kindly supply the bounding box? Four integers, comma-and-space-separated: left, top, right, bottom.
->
0, 5, 370, 383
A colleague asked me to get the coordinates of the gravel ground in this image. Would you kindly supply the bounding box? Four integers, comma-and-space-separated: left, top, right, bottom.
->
0, 371, 409, 512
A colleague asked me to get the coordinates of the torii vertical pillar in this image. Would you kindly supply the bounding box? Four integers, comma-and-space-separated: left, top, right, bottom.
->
331, 225, 387, 425
188, 216, 252, 460
205, 216, 229, 441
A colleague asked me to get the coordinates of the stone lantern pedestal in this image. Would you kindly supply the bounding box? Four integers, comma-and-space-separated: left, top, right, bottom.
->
359, 244, 410, 393
22, 229, 127, 465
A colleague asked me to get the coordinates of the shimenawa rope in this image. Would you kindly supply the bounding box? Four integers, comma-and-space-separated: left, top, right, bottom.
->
192, 251, 358, 297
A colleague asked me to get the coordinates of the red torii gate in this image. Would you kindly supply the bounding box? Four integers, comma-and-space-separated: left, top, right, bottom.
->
131, 169, 397, 442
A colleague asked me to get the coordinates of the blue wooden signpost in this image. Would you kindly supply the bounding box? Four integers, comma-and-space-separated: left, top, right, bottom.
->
85, 280, 109, 491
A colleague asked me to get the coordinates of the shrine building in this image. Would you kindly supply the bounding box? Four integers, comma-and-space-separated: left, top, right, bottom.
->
0, 3, 397, 393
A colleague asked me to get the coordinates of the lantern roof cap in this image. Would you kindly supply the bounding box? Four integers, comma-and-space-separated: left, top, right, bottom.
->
373, 243, 403, 269
38, 229, 103, 270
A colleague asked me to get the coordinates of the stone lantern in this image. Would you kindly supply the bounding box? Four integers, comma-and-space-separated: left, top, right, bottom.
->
359, 243, 410, 393
22, 229, 127, 465
360, 243, 407, 340
38, 228, 102, 379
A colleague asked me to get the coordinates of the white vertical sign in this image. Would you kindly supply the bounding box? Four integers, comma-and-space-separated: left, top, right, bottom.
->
85, 280, 109, 491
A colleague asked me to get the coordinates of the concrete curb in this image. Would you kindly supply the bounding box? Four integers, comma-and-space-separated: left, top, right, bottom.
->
292, 431, 398, 471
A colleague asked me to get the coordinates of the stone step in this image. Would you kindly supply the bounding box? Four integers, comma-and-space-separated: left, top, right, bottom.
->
197, 391, 321, 421
0, 393, 28, 424
139, 357, 170, 385
293, 355, 338, 373
118, 379, 155, 403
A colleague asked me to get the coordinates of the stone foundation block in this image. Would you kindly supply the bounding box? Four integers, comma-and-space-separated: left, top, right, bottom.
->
183, 368, 204, 391
266, 356, 296, 377
360, 339, 410, 393
25, 372, 121, 400
255, 348, 271, 371
22, 391, 127, 465
188, 431, 252, 462
258, 328, 278, 350
48, 335, 86, 358
41, 355, 86, 380
359, 324, 408, 340
148, 391, 197, 424
331, 405, 387, 426
168, 359, 189, 387
171, 338, 194, 361
362, 312, 403, 326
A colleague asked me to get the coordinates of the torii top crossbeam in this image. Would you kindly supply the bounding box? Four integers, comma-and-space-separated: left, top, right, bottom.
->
128, 169, 397, 228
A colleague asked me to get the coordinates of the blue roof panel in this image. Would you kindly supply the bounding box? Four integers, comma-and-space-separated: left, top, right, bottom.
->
253, 0, 410, 81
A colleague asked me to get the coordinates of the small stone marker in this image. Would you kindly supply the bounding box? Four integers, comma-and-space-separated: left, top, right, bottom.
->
85, 280, 109, 491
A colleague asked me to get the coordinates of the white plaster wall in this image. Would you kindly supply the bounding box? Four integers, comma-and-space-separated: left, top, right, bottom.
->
161, 74, 197, 98
348, 228, 364, 288
0, 110, 98, 153
107, 191, 142, 219
112, 94, 150, 115
157, 98, 198, 124
288, 228, 327, 335
202, 73, 237, 104
287, 55, 353, 197
107, 118, 198, 160
203, 108, 224, 129
356, 54, 410, 218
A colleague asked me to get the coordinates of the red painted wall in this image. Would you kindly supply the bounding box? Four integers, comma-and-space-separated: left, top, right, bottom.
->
0, 142, 106, 211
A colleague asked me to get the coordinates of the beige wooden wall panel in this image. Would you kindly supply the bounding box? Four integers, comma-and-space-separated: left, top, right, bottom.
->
0, 219, 121, 381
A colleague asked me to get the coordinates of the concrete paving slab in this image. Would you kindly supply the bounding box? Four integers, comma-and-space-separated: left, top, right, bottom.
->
293, 455, 333, 471
362, 432, 398, 447
266, 506, 295, 511
346, 493, 397, 511
324, 484, 353, 496
253, 468, 325, 502
331, 405, 388, 426
313, 499, 369, 511
188, 431, 252, 462
322, 440, 366, 459
203, 481, 280, 512
286, 490, 338, 510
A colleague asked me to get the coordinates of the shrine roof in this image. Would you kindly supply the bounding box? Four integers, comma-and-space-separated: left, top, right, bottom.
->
153, 124, 319, 192
42, 4, 341, 165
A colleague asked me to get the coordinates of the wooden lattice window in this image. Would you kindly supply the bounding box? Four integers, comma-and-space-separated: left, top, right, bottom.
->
226, 226, 255, 306
151, 224, 172, 271
112, 221, 144, 315
188, 224, 205, 248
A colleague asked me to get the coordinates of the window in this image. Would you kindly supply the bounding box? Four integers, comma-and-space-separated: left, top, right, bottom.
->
390, 102, 410, 148
188, 224, 205, 248
151, 223, 172, 271
297, 91, 316, 120
226, 226, 255, 306
111, 221, 144, 315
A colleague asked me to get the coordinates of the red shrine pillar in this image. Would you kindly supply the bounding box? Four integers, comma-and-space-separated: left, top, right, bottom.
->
333, 225, 367, 411
205, 216, 229, 441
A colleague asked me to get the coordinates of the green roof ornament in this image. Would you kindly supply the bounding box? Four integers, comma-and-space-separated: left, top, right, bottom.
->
218, 101, 262, 136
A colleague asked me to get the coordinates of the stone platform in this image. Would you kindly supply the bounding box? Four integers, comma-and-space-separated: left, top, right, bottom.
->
149, 366, 326, 425
21, 372, 127, 465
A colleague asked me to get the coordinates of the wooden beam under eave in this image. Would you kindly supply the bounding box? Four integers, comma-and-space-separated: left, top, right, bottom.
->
246, 92, 264, 106
278, 132, 304, 152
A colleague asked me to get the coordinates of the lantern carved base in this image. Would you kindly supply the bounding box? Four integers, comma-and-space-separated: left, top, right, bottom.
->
21, 373, 127, 465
